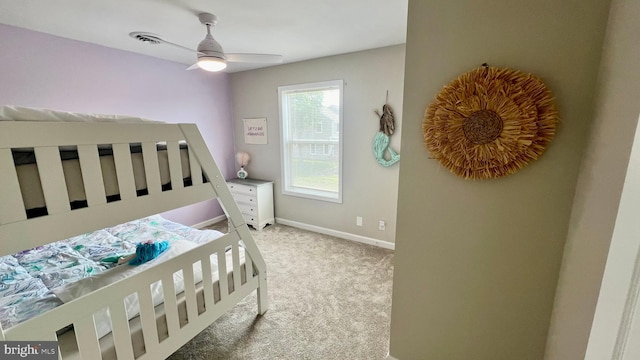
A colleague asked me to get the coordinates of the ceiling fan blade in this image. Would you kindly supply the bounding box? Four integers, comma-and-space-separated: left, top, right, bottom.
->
186, 63, 200, 71
156, 39, 192, 53
225, 53, 283, 64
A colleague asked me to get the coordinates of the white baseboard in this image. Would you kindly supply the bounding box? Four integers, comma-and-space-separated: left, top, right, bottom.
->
192, 214, 227, 229
275, 217, 395, 250
193, 215, 396, 250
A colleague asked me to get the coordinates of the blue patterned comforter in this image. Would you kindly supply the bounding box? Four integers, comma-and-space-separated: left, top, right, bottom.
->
0, 215, 222, 330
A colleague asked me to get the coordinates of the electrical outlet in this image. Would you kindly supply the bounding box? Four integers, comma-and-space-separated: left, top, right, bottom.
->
379, 220, 386, 231
356, 216, 363, 227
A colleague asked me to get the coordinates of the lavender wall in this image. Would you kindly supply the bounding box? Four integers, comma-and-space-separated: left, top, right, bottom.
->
0, 24, 235, 226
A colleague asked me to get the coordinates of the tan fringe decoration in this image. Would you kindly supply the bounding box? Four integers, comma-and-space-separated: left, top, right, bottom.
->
423, 65, 558, 180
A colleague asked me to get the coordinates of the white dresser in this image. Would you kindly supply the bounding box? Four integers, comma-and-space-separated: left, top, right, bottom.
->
227, 178, 275, 230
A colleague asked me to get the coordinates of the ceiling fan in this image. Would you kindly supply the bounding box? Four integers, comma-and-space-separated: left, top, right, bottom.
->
130, 12, 283, 72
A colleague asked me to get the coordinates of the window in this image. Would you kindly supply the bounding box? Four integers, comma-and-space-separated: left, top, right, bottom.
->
279, 80, 343, 203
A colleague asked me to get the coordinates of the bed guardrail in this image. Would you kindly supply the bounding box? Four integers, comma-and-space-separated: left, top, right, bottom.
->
3, 229, 259, 359
0, 122, 215, 255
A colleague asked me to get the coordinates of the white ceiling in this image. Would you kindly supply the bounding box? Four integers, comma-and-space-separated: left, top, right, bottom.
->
0, 0, 408, 73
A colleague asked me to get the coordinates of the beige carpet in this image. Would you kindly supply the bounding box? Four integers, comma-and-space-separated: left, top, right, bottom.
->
167, 221, 394, 360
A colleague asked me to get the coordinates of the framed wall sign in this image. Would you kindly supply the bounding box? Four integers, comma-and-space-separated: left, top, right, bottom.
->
243, 118, 268, 145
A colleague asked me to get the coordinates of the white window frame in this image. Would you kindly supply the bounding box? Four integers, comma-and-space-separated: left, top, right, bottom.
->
278, 80, 344, 203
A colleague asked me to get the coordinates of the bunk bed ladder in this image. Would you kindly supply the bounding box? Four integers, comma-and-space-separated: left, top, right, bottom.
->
179, 124, 269, 315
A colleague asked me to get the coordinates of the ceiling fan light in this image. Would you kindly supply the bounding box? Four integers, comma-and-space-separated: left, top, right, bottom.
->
197, 57, 227, 72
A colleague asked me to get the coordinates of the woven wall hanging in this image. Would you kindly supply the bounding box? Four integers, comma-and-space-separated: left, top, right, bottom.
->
423, 64, 558, 180
373, 91, 400, 167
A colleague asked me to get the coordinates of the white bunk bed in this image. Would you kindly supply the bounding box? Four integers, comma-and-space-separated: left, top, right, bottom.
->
0, 108, 268, 359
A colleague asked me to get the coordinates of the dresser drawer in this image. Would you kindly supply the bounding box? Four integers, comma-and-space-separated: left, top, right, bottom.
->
228, 183, 255, 195
243, 213, 257, 226
232, 193, 257, 205
238, 203, 257, 215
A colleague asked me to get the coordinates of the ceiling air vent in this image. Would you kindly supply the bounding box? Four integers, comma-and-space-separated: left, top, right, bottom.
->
129, 32, 163, 45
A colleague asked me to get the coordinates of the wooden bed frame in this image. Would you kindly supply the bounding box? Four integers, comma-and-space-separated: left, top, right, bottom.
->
0, 121, 268, 359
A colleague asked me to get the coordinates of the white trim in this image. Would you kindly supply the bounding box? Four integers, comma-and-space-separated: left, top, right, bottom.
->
278, 79, 344, 204
613, 248, 640, 359
191, 214, 227, 229
276, 217, 395, 250
195, 215, 396, 250
386, 353, 399, 360
585, 114, 640, 360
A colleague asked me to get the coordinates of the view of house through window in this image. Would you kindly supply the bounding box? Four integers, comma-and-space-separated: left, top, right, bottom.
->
278, 80, 343, 203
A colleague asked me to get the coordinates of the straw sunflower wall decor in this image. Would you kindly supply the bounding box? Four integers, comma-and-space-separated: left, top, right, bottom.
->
423, 64, 558, 180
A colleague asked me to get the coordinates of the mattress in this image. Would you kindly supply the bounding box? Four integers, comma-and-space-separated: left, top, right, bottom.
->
0, 105, 202, 218
0, 215, 227, 331
12, 144, 196, 218
0, 105, 164, 124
